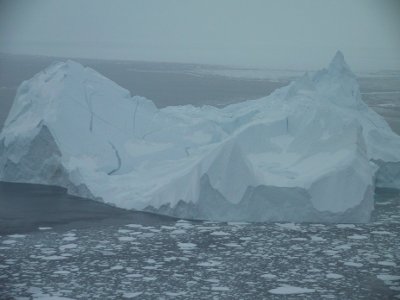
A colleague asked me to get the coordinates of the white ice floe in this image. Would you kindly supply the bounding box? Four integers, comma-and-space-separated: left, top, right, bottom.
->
224, 242, 241, 247
334, 244, 352, 250
165, 291, 187, 296
377, 274, 400, 281
268, 285, 315, 294
197, 260, 221, 267
59, 243, 77, 251
347, 234, 368, 240
261, 273, 277, 279
38, 227, 52, 231
336, 224, 356, 229
33, 295, 75, 300
62, 236, 77, 242
310, 235, 326, 242
211, 286, 230, 292
53, 270, 70, 275
118, 236, 136, 242
170, 229, 186, 235
344, 261, 363, 267
371, 230, 393, 235
122, 292, 142, 298
125, 224, 143, 228
276, 223, 301, 231
177, 242, 197, 250
1, 51, 400, 222
8, 234, 26, 238
40, 255, 68, 261
377, 261, 397, 267
2, 239, 16, 245
210, 231, 230, 236
125, 274, 143, 278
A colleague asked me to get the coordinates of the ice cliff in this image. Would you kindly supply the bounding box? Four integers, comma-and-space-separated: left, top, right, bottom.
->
1, 51, 399, 222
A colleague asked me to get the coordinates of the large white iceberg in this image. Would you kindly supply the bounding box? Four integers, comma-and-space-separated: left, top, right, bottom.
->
1, 51, 399, 222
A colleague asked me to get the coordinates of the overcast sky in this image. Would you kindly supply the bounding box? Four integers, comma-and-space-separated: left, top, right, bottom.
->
0, 0, 399, 71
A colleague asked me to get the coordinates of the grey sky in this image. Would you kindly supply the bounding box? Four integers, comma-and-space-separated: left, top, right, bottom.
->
0, 0, 399, 71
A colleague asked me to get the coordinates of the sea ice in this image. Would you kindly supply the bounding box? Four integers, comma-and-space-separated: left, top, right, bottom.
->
268, 285, 315, 294
177, 242, 197, 250
377, 275, 400, 281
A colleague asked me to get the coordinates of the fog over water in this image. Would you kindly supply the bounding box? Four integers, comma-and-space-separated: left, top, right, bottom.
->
1, 0, 400, 71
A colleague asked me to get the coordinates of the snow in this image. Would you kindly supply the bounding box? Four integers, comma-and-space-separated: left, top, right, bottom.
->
268, 285, 315, 294
1, 51, 400, 222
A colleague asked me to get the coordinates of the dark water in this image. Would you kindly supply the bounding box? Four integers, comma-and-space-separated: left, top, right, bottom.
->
0, 185, 399, 299
0, 182, 176, 235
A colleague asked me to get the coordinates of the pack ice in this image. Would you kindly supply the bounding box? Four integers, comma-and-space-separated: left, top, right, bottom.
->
1, 51, 399, 222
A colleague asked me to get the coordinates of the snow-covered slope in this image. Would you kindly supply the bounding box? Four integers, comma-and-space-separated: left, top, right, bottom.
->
1, 51, 399, 222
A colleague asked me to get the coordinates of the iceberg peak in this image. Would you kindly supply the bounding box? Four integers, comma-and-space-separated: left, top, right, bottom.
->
310, 51, 362, 108
328, 50, 351, 74
1, 54, 400, 223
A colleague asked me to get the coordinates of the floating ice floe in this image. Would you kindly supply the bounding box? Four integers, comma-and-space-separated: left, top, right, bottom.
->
38, 227, 53, 231
177, 242, 197, 250
1, 51, 400, 222
268, 285, 315, 294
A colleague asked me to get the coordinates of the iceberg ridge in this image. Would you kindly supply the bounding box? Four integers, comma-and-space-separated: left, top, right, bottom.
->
1, 52, 399, 222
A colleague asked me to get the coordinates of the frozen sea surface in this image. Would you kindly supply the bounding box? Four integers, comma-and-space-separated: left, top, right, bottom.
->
0, 188, 399, 299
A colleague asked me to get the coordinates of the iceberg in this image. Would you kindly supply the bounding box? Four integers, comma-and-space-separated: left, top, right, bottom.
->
1, 51, 399, 222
